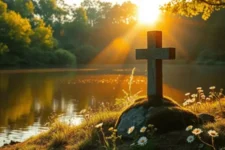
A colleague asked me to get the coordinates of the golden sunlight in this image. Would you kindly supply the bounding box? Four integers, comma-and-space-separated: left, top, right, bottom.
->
137, 0, 168, 24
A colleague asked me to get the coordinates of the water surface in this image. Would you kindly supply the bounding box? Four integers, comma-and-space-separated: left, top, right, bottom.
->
0, 64, 225, 147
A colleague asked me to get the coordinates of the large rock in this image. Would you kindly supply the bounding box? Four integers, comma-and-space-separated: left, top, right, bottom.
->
116, 97, 202, 138
198, 113, 215, 124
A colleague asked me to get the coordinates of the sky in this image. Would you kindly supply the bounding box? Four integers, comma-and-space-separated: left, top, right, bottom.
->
63, 0, 170, 24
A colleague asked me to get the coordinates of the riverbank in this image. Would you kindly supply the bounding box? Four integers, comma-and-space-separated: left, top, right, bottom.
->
2, 99, 225, 150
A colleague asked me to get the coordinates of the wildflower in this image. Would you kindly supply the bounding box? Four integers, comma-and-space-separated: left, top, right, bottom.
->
190, 98, 196, 103
209, 86, 216, 90
201, 95, 206, 99
108, 127, 114, 131
196, 87, 202, 90
191, 94, 197, 98
183, 101, 188, 106
127, 126, 135, 134
137, 136, 148, 146
118, 135, 122, 139
148, 124, 154, 128
185, 93, 190, 96
186, 99, 193, 103
84, 114, 90, 119
192, 128, 203, 135
186, 135, 195, 143
79, 109, 86, 114
209, 95, 213, 99
197, 102, 201, 105
206, 97, 211, 101
95, 122, 103, 128
140, 126, 147, 133
208, 130, 219, 137
186, 125, 193, 131
183, 100, 192, 106
199, 90, 204, 93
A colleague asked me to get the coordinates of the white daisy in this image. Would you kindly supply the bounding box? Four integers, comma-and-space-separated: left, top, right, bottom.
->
95, 122, 103, 128
140, 126, 147, 133
137, 136, 148, 146
185, 125, 193, 131
185, 93, 190, 96
208, 130, 219, 137
192, 128, 203, 135
127, 126, 135, 134
209, 86, 216, 90
186, 135, 195, 143
196, 87, 202, 90
191, 94, 197, 98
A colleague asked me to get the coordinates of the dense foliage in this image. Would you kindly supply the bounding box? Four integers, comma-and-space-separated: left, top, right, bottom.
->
0, 0, 137, 67
0, 0, 224, 68
162, 0, 225, 20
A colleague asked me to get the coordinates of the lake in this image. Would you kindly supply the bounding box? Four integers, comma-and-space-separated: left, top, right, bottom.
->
0, 64, 225, 147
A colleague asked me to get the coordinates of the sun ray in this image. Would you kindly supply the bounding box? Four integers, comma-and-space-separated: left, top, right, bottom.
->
89, 25, 140, 65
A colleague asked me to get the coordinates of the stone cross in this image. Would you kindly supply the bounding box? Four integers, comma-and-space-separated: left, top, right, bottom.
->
136, 31, 175, 106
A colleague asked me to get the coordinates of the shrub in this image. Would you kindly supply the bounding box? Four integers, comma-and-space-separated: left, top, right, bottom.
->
0, 53, 21, 66
23, 48, 57, 66
54, 49, 76, 66
75, 45, 98, 64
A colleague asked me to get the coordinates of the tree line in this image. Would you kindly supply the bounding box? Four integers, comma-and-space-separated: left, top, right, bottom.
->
0, 0, 137, 67
0, 0, 224, 68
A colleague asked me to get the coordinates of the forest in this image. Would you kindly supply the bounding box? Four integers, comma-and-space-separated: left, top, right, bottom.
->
0, 0, 225, 68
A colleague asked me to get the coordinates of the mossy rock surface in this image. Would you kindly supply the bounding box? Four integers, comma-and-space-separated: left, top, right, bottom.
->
116, 97, 202, 138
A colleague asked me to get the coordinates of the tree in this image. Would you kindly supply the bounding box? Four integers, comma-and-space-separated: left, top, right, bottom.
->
81, 0, 99, 26
61, 7, 89, 50
31, 18, 54, 49
6, 0, 35, 18
0, 10, 33, 51
161, 0, 225, 20
34, 0, 67, 26
0, 43, 8, 55
0, 0, 7, 14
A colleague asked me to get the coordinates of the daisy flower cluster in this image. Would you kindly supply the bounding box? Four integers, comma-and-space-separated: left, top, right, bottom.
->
95, 123, 122, 150
185, 125, 220, 149
128, 124, 157, 147
183, 86, 224, 107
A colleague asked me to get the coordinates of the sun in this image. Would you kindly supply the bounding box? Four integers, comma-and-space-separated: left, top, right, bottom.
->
137, 1, 168, 24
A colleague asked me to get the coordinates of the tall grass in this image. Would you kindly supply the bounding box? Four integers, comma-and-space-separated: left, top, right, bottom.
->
183, 86, 225, 116
115, 68, 142, 108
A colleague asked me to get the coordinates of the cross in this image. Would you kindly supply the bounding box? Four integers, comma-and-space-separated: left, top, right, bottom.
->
136, 31, 176, 106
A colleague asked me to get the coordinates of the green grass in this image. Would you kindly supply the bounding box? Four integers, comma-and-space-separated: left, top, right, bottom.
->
1, 111, 120, 150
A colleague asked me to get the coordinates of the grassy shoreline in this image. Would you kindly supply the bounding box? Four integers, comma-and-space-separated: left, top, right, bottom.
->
1, 99, 225, 150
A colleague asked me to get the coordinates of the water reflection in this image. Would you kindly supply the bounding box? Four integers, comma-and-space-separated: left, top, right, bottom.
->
0, 70, 150, 147
0, 72, 77, 146
1, 65, 225, 147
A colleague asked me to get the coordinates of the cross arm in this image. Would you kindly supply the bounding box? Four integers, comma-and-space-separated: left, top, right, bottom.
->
136, 48, 176, 60
136, 49, 148, 59
153, 48, 176, 59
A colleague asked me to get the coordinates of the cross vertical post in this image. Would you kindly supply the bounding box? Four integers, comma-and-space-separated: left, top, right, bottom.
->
147, 31, 163, 105
136, 31, 176, 106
